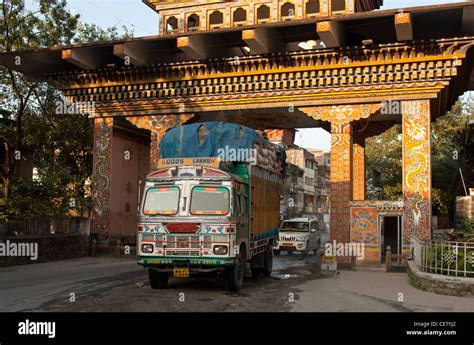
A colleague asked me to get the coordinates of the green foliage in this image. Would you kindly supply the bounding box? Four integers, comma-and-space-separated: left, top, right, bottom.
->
6, 177, 91, 219
431, 188, 450, 216
407, 266, 428, 292
366, 125, 402, 195
457, 220, 474, 235
382, 183, 402, 201
0, 0, 134, 219
74, 23, 134, 43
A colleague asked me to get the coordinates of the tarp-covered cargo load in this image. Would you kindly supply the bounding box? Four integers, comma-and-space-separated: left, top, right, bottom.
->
160, 122, 286, 175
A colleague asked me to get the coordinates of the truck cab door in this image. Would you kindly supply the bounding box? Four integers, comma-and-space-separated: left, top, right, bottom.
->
235, 188, 249, 241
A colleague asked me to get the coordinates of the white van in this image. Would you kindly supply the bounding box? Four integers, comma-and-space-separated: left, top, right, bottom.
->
273, 218, 321, 257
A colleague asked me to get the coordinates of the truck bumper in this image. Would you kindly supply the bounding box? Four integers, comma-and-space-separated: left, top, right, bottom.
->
138, 257, 236, 271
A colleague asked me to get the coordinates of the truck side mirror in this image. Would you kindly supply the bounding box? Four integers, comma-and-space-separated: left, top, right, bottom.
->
310, 229, 317, 233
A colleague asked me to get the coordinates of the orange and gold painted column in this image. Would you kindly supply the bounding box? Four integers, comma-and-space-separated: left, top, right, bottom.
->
91, 117, 113, 240
330, 121, 353, 244
402, 100, 432, 242
149, 130, 161, 171
352, 138, 366, 201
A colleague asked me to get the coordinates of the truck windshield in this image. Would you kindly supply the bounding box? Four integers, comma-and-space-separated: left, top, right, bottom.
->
190, 186, 229, 215
281, 222, 309, 232
143, 186, 180, 215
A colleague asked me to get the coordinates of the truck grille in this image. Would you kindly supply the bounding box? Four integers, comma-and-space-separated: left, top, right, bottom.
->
140, 233, 230, 257
202, 235, 228, 249
166, 235, 200, 249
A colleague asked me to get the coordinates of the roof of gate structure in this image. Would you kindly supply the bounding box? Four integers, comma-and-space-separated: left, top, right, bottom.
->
143, 0, 384, 35
0, 1, 474, 128
1, 1, 472, 79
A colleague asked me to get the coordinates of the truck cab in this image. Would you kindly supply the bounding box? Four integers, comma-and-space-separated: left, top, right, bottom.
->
137, 157, 279, 291
274, 218, 321, 257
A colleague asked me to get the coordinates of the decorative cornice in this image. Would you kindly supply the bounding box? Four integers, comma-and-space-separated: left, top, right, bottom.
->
299, 103, 383, 124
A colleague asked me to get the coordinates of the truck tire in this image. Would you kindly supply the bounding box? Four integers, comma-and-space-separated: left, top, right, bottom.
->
252, 245, 274, 277
149, 268, 169, 289
225, 247, 245, 291
262, 245, 274, 277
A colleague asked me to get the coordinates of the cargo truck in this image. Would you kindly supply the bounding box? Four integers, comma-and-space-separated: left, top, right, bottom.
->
137, 123, 284, 291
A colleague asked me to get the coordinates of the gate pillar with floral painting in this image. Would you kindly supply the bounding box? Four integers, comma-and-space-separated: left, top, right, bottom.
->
91, 118, 113, 240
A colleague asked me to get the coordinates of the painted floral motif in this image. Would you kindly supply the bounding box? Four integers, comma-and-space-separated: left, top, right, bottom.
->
92, 118, 113, 239
203, 225, 225, 234
351, 208, 378, 245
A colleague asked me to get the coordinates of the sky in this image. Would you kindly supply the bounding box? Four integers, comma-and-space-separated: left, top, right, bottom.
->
25, 0, 468, 151
49, 0, 466, 38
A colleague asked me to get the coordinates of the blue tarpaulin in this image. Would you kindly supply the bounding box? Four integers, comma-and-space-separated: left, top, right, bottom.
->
160, 122, 287, 174
160, 122, 263, 158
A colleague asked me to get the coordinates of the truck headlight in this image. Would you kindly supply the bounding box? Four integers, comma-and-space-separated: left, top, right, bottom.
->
142, 244, 154, 253
297, 236, 307, 242
213, 245, 228, 255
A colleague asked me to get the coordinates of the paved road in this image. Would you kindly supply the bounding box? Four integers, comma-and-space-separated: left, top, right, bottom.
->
1, 254, 473, 312
0, 257, 141, 312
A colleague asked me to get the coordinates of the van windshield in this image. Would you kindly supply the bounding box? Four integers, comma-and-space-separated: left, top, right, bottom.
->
281, 222, 309, 232
143, 186, 180, 215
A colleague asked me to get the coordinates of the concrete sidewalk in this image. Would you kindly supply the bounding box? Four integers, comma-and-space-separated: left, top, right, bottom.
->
291, 269, 474, 312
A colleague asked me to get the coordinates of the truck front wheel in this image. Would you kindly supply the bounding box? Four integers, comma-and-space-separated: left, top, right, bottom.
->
149, 268, 169, 289
225, 248, 245, 291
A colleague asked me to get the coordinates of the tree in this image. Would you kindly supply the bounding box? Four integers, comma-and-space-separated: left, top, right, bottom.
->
74, 22, 133, 43
0, 0, 80, 204
0, 0, 133, 218
366, 124, 402, 200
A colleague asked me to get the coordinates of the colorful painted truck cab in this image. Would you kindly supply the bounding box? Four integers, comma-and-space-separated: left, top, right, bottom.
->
137, 157, 281, 291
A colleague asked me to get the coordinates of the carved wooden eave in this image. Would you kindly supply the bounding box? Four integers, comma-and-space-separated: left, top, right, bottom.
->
0, 2, 473, 127
43, 38, 472, 120
1, 2, 472, 72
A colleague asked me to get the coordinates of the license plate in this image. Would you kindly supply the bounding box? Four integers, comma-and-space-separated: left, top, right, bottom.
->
173, 268, 189, 278
282, 243, 293, 247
